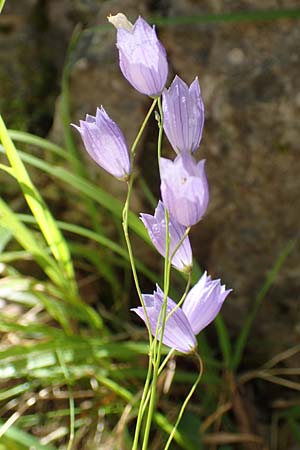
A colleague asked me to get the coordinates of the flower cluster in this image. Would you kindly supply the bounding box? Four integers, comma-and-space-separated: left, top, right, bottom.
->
132, 273, 231, 354
72, 14, 231, 353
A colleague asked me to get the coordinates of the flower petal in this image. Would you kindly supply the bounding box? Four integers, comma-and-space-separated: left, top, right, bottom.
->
182, 272, 232, 334
132, 287, 197, 353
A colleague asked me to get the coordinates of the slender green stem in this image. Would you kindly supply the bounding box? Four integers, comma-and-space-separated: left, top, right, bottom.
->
142, 208, 172, 450
141, 349, 175, 417
122, 176, 152, 340
131, 98, 158, 156
163, 353, 204, 450
158, 349, 175, 374
170, 227, 191, 269
157, 97, 164, 163
122, 98, 158, 450
166, 271, 192, 321
132, 349, 175, 449
132, 356, 153, 450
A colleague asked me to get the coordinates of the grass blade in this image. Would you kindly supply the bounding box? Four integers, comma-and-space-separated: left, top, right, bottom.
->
0, 115, 76, 294
0, 0, 6, 14
0, 197, 62, 286
0, 421, 56, 450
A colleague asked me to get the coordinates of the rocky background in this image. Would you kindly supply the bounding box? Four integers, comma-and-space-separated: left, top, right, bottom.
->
1, 0, 300, 390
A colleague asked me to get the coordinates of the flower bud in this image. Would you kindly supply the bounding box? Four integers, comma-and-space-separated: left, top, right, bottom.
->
132, 286, 197, 354
109, 14, 168, 97
72, 107, 130, 181
140, 201, 192, 272
162, 75, 204, 154
160, 154, 209, 227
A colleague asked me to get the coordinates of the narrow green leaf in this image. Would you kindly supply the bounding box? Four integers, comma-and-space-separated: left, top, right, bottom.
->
0, 421, 56, 450
0, 144, 147, 241
0, 0, 6, 14
0, 383, 31, 401
0, 225, 11, 252
8, 129, 71, 161
0, 115, 76, 293
0, 197, 62, 286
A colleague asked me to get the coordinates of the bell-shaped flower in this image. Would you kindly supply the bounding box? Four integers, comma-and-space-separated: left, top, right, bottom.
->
182, 272, 232, 335
132, 286, 197, 354
160, 153, 209, 227
140, 201, 192, 272
108, 13, 168, 97
162, 75, 204, 155
132, 274, 231, 353
72, 107, 131, 181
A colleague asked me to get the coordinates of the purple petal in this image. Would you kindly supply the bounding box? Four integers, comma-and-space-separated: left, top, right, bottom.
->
162, 75, 204, 154
160, 154, 209, 227
71, 107, 130, 180
132, 287, 197, 353
140, 201, 192, 271
116, 16, 168, 97
182, 272, 232, 335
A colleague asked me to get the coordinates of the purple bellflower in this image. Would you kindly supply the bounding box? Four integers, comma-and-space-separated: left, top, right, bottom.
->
140, 200, 192, 272
162, 75, 204, 155
108, 13, 168, 97
160, 153, 209, 227
132, 286, 197, 353
72, 107, 131, 181
132, 273, 231, 353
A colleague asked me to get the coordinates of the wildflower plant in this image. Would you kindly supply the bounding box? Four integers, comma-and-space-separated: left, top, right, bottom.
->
73, 12, 232, 449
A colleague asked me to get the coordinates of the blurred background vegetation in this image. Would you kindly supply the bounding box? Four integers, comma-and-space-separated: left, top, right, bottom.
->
0, 1, 299, 449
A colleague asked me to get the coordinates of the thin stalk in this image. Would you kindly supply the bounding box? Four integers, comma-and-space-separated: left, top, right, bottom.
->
122, 97, 158, 335
123, 98, 158, 450
142, 208, 172, 450
132, 356, 153, 450
131, 98, 158, 156
170, 227, 191, 265
133, 349, 175, 450
141, 349, 175, 417
157, 97, 164, 163
166, 271, 192, 321
163, 353, 204, 450
122, 176, 152, 340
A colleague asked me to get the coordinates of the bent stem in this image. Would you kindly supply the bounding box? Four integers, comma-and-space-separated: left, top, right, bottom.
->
166, 270, 192, 321
141, 349, 175, 417
163, 352, 204, 450
157, 96, 164, 164
124, 97, 158, 450
122, 97, 159, 335
122, 176, 151, 338
131, 98, 158, 157
142, 207, 172, 450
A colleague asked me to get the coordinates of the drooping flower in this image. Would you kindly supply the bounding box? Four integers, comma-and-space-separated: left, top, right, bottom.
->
108, 13, 168, 97
72, 107, 131, 181
182, 272, 232, 335
162, 75, 204, 155
140, 201, 192, 272
132, 286, 197, 353
132, 274, 231, 353
160, 153, 209, 227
